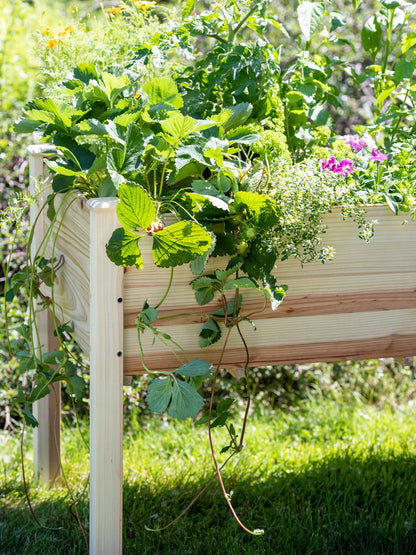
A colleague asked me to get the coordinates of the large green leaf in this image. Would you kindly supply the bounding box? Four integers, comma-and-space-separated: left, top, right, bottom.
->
146, 377, 172, 414
113, 111, 141, 128
222, 103, 253, 132
13, 118, 43, 133
107, 148, 126, 188
168, 379, 204, 419
175, 145, 207, 168
71, 62, 99, 84
116, 183, 156, 231
297, 1, 325, 42
101, 72, 131, 106
106, 228, 143, 268
161, 114, 217, 142
152, 221, 213, 267
123, 123, 145, 171
28, 98, 86, 129
142, 77, 183, 111
71, 118, 107, 136
65, 372, 85, 402
45, 160, 83, 177
243, 241, 276, 280
361, 15, 382, 54
234, 191, 279, 228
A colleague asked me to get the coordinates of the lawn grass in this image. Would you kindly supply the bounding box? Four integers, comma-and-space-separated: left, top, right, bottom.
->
1, 398, 416, 554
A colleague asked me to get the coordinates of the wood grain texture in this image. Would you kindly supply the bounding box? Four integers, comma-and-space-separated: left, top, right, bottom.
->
29, 146, 62, 487
45, 195, 90, 354
122, 206, 416, 373
35, 179, 416, 373
88, 198, 124, 555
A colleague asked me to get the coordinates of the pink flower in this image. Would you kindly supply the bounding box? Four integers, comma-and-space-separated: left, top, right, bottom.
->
370, 149, 388, 162
341, 134, 367, 152
319, 156, 337, 170
319, 157, 355, 176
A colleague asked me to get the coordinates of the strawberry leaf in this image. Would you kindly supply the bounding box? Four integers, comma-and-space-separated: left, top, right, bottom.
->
116, 182, 156, 231
168, 379, 204, 419
152, 221, 213, 267
106, 228, 143, 268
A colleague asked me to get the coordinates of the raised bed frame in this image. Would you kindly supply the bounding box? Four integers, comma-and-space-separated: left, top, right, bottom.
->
29, 145, 416, 554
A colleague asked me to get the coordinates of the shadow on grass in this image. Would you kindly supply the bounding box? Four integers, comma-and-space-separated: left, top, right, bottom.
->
1, 453, 416, 554
124, 451, 416, 554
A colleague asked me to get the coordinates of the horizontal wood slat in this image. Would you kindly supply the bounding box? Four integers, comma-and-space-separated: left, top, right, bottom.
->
123, 309, 416, 373
123, 288, 416, 328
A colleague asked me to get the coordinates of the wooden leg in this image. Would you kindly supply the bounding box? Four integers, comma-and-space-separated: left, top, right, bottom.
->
33, 311, 61, 486
88, 199, 124, 555
33, 382, 61, 485
29, 145, 62, 486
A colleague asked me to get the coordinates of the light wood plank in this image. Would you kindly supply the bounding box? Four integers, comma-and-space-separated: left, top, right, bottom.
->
88, 198, 124, 555
122, 206, 416, 373
29, 145, 62, 486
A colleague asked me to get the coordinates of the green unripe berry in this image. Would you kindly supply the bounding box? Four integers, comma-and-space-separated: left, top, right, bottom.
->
236, 240, 249, 256
245, 227, 257, 241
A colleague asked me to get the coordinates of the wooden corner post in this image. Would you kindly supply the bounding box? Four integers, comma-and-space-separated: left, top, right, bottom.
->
28, 145, 62, 486
88, 198, 124, 555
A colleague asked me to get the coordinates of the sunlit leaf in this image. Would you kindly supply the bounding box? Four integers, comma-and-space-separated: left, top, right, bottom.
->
142, 77, 183, 111
152, 221, 213, 267
262, 274, 288, 310
116, 182, 156, 231
223, 277, 259, 290
297, 1, 325, 42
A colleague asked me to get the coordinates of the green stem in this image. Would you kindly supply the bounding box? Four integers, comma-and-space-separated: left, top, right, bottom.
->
229, 2, 259, 43
207, 327, 260, 535
154, 266, 174, 309
155, 312, 208, 322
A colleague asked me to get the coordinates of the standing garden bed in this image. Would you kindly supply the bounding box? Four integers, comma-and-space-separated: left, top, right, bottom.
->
4, 1, 416, 553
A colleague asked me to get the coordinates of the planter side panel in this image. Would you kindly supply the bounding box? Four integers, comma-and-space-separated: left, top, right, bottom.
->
45, 196, 90, 354
123, 206, 416, 373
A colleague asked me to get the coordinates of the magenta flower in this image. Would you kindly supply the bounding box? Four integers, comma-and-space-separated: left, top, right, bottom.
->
370, 149, 388, 162
319, 157, 355, 176
341, 134, 367, 152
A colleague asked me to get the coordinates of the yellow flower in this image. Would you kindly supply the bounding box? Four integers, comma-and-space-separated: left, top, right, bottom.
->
107, 6, 124, 15
47, 39, 58, 49
132, 0, 157, 11
42, 27, 52, 35
58, 25, 76, 37
134, 92, 141, 99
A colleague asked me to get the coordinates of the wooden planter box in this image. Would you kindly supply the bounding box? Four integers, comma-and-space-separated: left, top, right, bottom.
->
28, 145, 416, 554
32, 158, 416, 372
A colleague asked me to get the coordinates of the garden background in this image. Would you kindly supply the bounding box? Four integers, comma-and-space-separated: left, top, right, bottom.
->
1, 0, 416, 553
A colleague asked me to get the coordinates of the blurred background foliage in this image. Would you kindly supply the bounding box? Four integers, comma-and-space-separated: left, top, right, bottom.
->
1, 0, 415, 430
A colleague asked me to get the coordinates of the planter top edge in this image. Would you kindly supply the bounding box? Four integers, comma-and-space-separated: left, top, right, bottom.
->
27, 143, 55, 156
87, 197, 119, 212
